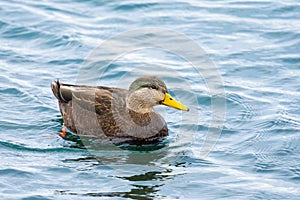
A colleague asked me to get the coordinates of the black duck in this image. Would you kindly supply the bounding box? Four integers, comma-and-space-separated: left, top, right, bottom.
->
51, 76, 188, 143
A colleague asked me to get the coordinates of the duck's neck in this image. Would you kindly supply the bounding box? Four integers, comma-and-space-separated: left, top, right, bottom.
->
126, 94, 154, 114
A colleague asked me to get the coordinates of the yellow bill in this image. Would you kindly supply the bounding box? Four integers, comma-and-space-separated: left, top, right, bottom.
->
161, 93, 189, 111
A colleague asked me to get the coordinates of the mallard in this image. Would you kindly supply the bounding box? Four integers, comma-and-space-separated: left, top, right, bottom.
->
51, 76, 188, 143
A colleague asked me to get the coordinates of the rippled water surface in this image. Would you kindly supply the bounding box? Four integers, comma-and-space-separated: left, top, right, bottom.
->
1, 0, 300, 199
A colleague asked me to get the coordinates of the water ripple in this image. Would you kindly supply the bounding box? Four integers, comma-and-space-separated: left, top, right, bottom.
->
0, 140, 85, 153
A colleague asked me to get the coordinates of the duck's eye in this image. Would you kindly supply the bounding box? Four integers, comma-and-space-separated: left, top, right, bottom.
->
151, 85, 158, 90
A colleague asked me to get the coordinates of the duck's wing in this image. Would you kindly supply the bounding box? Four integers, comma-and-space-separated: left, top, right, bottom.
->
51, 81, 127, 107
51, 81, 128, 136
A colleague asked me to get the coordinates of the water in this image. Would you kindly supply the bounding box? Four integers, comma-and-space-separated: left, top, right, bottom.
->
1, 0, 300, 199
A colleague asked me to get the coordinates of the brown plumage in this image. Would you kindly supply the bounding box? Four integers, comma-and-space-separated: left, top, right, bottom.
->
51, 76, 188, 143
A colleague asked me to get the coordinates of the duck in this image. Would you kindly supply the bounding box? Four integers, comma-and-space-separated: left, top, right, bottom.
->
51, 76, 189, 144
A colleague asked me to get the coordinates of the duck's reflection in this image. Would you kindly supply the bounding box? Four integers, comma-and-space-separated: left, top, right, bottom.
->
59, 141, 179, 199
56, 168, 174, 199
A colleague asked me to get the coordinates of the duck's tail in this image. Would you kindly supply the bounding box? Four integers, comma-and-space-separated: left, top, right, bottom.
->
51, 80, 73, 103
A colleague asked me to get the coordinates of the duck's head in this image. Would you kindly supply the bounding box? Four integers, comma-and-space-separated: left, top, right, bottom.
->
126, 76, 189, 113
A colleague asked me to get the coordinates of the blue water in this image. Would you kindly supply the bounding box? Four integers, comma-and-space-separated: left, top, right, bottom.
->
1, 0, 300, 199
